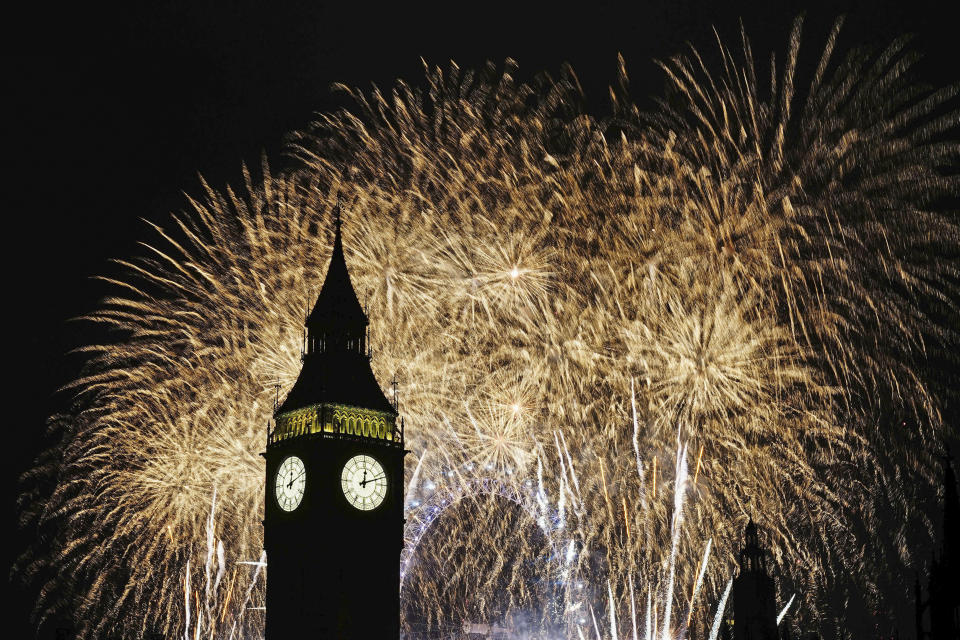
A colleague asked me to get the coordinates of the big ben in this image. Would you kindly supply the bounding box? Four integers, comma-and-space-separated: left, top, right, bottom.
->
263, 205, 406, 639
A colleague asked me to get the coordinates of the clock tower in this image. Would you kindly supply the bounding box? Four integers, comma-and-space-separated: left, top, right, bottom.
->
263, 206, 406, 639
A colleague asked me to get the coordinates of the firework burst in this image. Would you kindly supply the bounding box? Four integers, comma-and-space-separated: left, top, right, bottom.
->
18, 17, 959, 639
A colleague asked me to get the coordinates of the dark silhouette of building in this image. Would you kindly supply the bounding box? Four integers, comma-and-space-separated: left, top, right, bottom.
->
733, 521, 781, 640
915, 455, 960, 640
262, 204, 406, 639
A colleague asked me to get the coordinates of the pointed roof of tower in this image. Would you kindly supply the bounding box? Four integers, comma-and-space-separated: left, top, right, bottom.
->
275, 204, 395, 417
307, 203, 367, 327
738, 518, 768, 574
744, 519, 759, 544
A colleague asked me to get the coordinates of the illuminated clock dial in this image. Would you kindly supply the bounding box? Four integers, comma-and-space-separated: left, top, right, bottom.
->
275, 455, 306, 511
341, 455, 387, 510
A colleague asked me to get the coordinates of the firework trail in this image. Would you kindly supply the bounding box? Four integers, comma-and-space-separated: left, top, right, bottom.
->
17, 16, 959, 639
181, 492, 266, 640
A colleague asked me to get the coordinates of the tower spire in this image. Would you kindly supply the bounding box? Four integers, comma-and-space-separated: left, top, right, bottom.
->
942, 453, 959, 564
739, 518, 766, 573
274, 201, 394, 416
305, 199, 366, 334
733, 520, 780, 640
330, 196, 344, 262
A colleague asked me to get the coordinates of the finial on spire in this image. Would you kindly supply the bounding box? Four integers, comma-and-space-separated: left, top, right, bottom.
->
333, 196, 343, 234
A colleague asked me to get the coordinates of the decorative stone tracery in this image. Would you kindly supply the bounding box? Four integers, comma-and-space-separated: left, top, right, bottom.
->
270, 403, 396, 443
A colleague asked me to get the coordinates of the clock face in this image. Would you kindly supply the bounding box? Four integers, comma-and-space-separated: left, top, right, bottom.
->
275, 455, 306, 512
340, 455, 387, 511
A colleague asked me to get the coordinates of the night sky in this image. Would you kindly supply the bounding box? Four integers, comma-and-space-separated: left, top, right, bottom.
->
8, 1, 958, 638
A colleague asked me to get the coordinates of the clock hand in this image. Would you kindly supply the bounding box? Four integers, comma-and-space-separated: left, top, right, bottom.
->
360, 474, 385, 487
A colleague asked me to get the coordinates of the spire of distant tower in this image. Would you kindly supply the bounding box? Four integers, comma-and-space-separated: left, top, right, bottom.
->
919, 452, 960, 640
942, 454, 959, 565
733, 520, 780, 640
739, 519, 767, 574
